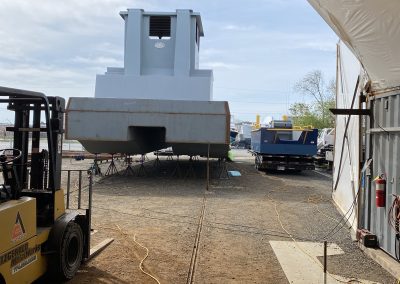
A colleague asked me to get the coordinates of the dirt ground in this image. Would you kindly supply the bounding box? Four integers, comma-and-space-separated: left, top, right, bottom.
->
59, 150, 395, 284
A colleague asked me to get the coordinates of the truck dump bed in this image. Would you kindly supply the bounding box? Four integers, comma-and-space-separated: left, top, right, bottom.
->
251, 128, 318, 156
251, 127, 318, 171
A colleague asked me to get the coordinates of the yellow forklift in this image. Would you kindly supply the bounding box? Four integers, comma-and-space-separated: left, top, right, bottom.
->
0, 87, 111, 283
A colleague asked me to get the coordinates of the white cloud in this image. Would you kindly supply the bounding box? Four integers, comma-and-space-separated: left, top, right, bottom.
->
72, 56, 123, 67
94, 42, 124, 57
255, 31, 337, 52
0, 63, 92, 86
0, 0, 135, 98
296, 40, 337, 52
0, 59, 95, 96
0, 0, 337, 121
210, 29, 336, 55
202, 48, 224, 56
202, 61, 240, 70
221, 24, 256, 32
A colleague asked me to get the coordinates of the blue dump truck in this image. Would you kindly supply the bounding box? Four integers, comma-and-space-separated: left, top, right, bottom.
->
251, 120, 318, 171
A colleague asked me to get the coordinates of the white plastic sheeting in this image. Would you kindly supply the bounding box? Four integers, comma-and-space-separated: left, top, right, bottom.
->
332, 41, 364, 231
308, 0, 400, 91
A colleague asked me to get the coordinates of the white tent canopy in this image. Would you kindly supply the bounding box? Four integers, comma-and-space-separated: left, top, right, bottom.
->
308, 0, 400, 91
332, 41, 364, 231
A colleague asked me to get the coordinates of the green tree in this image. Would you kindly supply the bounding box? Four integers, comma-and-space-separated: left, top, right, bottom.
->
289, 103, 321, 128
291, 70, 335, 128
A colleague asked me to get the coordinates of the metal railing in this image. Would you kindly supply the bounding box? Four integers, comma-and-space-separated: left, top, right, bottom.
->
62, 169, 93, 260
62, 169, 92, 211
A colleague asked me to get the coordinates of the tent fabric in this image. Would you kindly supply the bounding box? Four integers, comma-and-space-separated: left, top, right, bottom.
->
332, 41, 364, 231
308, 0, 400, 91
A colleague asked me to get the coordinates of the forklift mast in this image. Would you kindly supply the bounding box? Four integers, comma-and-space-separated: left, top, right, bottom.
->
0, 86, 64, 225
0, 86, 112, 283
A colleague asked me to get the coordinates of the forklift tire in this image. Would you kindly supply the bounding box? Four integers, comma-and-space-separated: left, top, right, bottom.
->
52, 221, 83, 281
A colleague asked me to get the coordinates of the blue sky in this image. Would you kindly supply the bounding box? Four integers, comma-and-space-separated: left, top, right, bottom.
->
0, 0, 337, 122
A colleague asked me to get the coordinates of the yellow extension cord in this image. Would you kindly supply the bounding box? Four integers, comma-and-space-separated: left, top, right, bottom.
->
89, 174, 397, 283
94, 224, 161, 284
261, 171, 396, 283
115, 225, 161, 284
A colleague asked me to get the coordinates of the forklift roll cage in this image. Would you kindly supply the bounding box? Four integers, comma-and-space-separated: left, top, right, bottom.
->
0, 86, 64, 225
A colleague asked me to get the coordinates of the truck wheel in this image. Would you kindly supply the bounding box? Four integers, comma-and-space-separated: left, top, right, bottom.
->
255, 157, 260, 170
57, 221, 83, 281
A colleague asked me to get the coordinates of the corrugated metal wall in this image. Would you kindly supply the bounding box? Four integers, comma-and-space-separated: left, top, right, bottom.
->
364, 92, 400, 258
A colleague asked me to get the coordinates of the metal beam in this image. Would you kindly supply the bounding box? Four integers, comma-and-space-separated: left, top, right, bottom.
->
329, 108, 371, 116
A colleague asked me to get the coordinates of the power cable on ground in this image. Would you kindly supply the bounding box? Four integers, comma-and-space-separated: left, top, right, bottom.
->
273, 199, 360, 284
93, 204, 318, 242
116, 225, 161, 284
94, 223, 161, 284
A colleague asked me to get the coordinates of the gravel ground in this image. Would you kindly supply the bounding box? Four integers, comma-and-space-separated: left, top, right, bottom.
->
58, 150, 395, 284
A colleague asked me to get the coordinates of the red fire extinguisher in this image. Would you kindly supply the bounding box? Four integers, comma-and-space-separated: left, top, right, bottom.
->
375, 175, 386, 208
